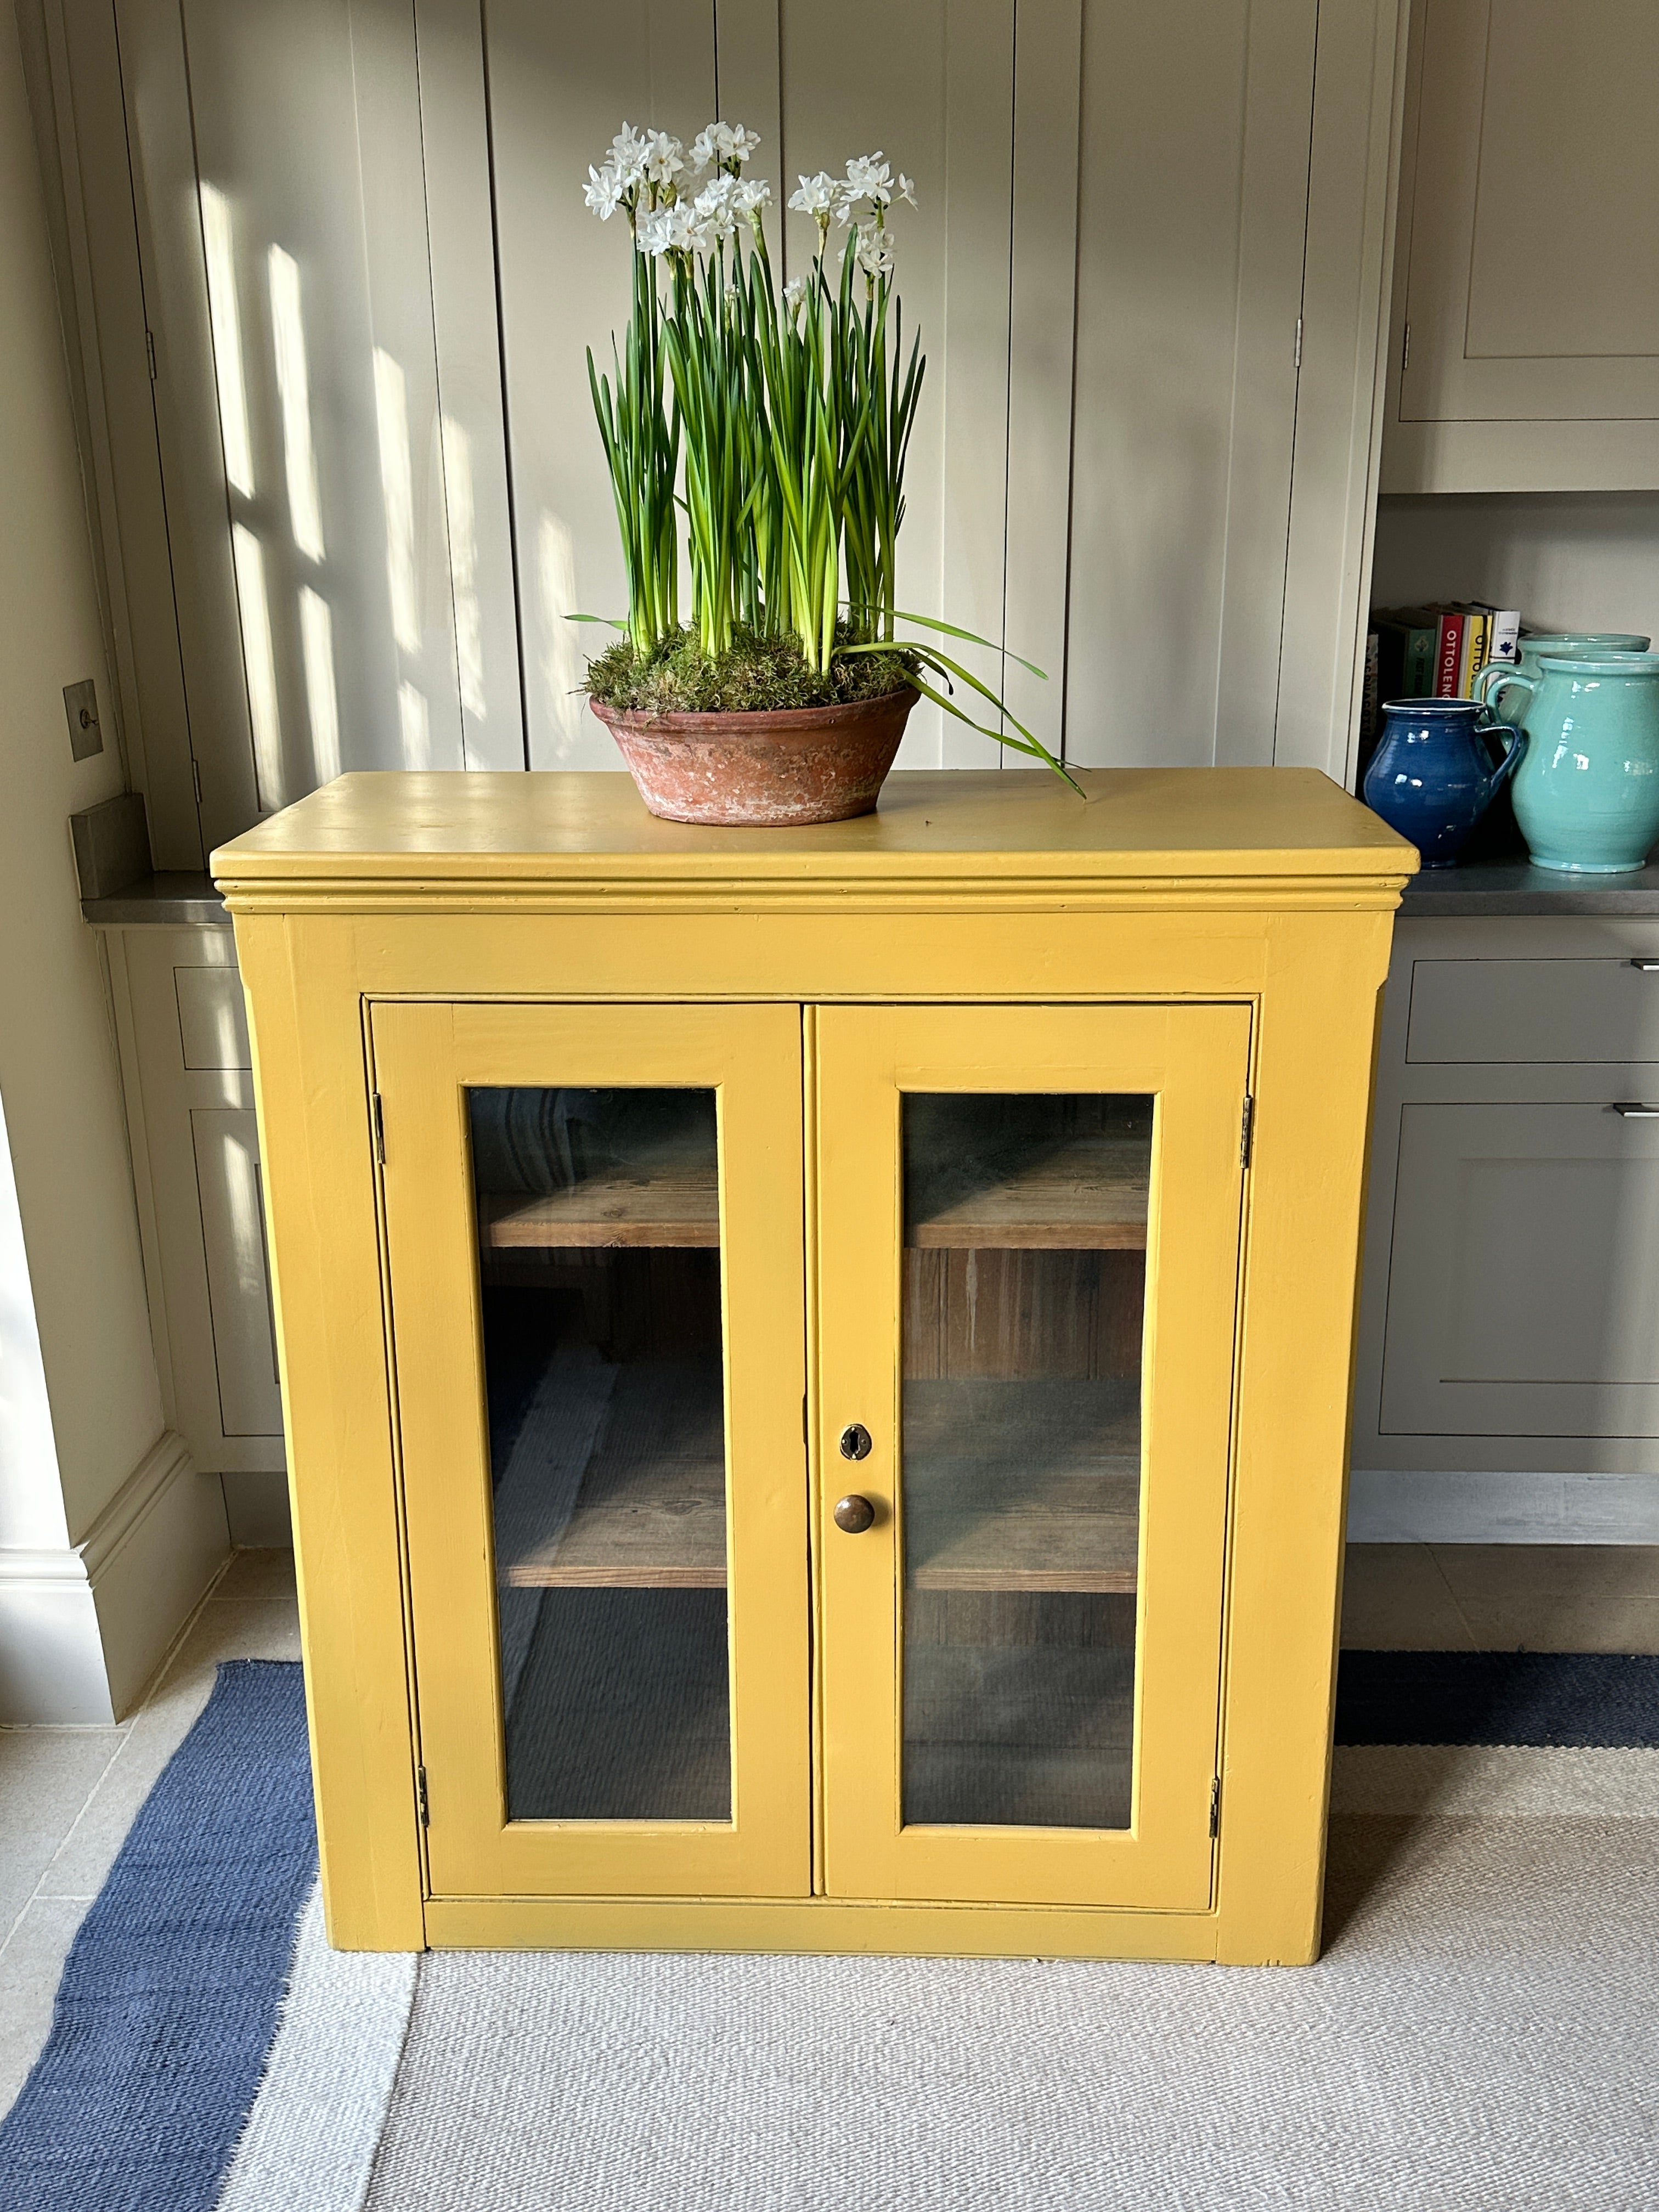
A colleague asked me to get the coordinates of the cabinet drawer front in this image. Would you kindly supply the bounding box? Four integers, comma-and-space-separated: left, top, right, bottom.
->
375, 1001, 810, 1903
190, 1109, 282, 1436
175, 964, 253, 1069
1381, 1101, 1659, 1437
816, 1002, 1249, 1913
1406, 957, 1659, 1065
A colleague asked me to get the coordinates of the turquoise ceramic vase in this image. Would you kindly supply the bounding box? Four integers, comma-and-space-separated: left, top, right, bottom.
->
1475, 632, 1650, 719
1502, 654, 1659, 873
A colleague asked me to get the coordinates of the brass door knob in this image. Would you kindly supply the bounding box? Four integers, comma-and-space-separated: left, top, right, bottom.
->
833, 1494, 876, 1534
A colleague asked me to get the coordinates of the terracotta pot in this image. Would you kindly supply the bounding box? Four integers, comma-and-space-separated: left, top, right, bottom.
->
590, 686, 918, 827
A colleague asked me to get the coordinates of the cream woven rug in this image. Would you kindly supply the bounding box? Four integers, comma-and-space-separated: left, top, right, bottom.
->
331, 1754, 1659, 2211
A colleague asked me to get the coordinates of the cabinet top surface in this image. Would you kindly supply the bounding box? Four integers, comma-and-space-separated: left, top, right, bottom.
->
212, 770, 1413, 909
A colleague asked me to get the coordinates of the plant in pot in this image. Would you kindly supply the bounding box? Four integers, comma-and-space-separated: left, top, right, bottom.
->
579, 120, 1077, 826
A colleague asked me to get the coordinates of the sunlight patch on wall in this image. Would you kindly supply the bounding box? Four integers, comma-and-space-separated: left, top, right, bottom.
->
232, 523, 284, 809
200, 184, 254, 500
441, 416, 486, 723
373, 349, 419, 655
398, 680, 431, 768
299, 587, 341, 783
537, 512, 585, 760
269, 246, 324, 562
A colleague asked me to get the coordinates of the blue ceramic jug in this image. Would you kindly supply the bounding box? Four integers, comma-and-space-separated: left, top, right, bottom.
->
1498, 653, 1659, 872
1362, 699, 1526, 867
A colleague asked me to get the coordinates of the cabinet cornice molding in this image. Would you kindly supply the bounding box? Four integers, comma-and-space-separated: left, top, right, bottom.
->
212, 770, 1415, 919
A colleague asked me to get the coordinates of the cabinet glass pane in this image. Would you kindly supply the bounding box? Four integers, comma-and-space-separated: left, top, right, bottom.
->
900, 1092, 1150, 1830
469, 1087, 730, 1822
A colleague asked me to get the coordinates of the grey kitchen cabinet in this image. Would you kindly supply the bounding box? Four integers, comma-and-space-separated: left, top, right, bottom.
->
1353, 916, 1659, 1515
1382, 0, 1659, 493
95, 921, 288, 1542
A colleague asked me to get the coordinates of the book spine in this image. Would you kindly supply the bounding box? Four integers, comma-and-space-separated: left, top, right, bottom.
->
1461, 612, 1489, 696
1487, 609, 1521, 664
1404, 626, 1437, 696
1435, 613, 1465, 697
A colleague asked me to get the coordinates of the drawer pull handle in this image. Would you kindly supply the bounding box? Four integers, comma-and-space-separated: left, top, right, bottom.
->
1611, 1102, 1659, 1117
1628, 961, 1659, 972
833, 1494, 876, 1534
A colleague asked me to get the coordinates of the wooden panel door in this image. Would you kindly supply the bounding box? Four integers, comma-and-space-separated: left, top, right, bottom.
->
1381, 1101, 1659, 1439
374, 1001, 809, 1899
815, 1003, 1250, 1910
1401, 1, 1659, 430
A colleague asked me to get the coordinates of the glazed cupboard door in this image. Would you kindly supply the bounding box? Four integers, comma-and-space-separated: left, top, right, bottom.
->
815, 1005, 1250, 1910
372, 1002, 809, 1900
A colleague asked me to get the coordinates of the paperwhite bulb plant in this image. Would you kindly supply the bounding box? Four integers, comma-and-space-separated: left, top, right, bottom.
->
579, 120, 1073, 786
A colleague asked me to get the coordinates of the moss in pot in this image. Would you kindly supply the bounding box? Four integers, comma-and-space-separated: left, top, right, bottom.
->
578, 121, 1077, 826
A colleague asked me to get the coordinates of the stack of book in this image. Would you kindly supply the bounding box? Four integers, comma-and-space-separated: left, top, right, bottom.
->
1361, 603, 1522, 747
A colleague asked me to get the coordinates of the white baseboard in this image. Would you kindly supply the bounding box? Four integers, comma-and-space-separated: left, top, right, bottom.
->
1348, 1468, 1659, 1545
221, 1470, 292, 1548
0, 1430, 230, 1722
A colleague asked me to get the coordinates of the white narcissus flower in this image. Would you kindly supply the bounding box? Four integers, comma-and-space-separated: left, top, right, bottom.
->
608, 123, 648, 188
583, 160, 625, 219
692, 121, 761, 174
642, 130, 685, 187
732, 176, 771, 217
782, 275, 808, 314
853, 219, 895, 280
693, 175, 740, 242
842, 153, 893, 208
637, 201, 702, 256
896, 173, 917, 207
634, 206, 671, 256
663, 200, 703, 252
788, 171, 837, 218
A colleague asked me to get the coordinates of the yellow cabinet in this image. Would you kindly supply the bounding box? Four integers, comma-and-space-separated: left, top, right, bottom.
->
213, 768, 1413, 1963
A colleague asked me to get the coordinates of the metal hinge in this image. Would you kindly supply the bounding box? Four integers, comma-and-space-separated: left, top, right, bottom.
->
802, 1393, 808, 1445
1293, 315, 1302, 371
371, 1092, 386, 1165
1401, 320, 1411, 375
1209, 1775, 1221, 1839
145, 328, 157, 381
1240, 1093, 1254, 1167
190, 754, 203, 808
416, 1764, 430, 1827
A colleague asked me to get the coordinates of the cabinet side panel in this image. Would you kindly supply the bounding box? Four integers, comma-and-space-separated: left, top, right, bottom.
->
1215, 910, 1395, 1965
232, 913, 425, 1949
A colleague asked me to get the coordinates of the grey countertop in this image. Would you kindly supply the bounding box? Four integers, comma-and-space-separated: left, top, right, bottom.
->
81, 871, 228, 926
1401, 855, 1659, 917
81, 859, 1659, 925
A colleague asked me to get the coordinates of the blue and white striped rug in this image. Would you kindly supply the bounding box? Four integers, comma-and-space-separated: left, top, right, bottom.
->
0, 1664, 413, 2212
5, 1653, 1659, 2211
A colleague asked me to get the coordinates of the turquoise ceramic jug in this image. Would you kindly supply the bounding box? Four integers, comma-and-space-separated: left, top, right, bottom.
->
1500, 654, 1659, 872
1475, 632, 1650, 718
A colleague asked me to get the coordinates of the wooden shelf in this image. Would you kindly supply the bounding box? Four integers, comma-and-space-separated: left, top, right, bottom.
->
906, 1133, 1148, 1251
901, 1379, 1141, 1593
498, 1358, 727, 1589
480, 1125, 718, 1250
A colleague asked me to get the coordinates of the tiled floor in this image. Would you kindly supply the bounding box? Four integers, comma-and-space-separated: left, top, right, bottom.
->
3, 1542, 1658, 2119
0, 1549, 300, 2115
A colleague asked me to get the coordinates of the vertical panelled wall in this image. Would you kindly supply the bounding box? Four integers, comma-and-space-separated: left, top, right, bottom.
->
72, 0, 1401, 854
112, 0, 521, 860
472, 0, 1322, 771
